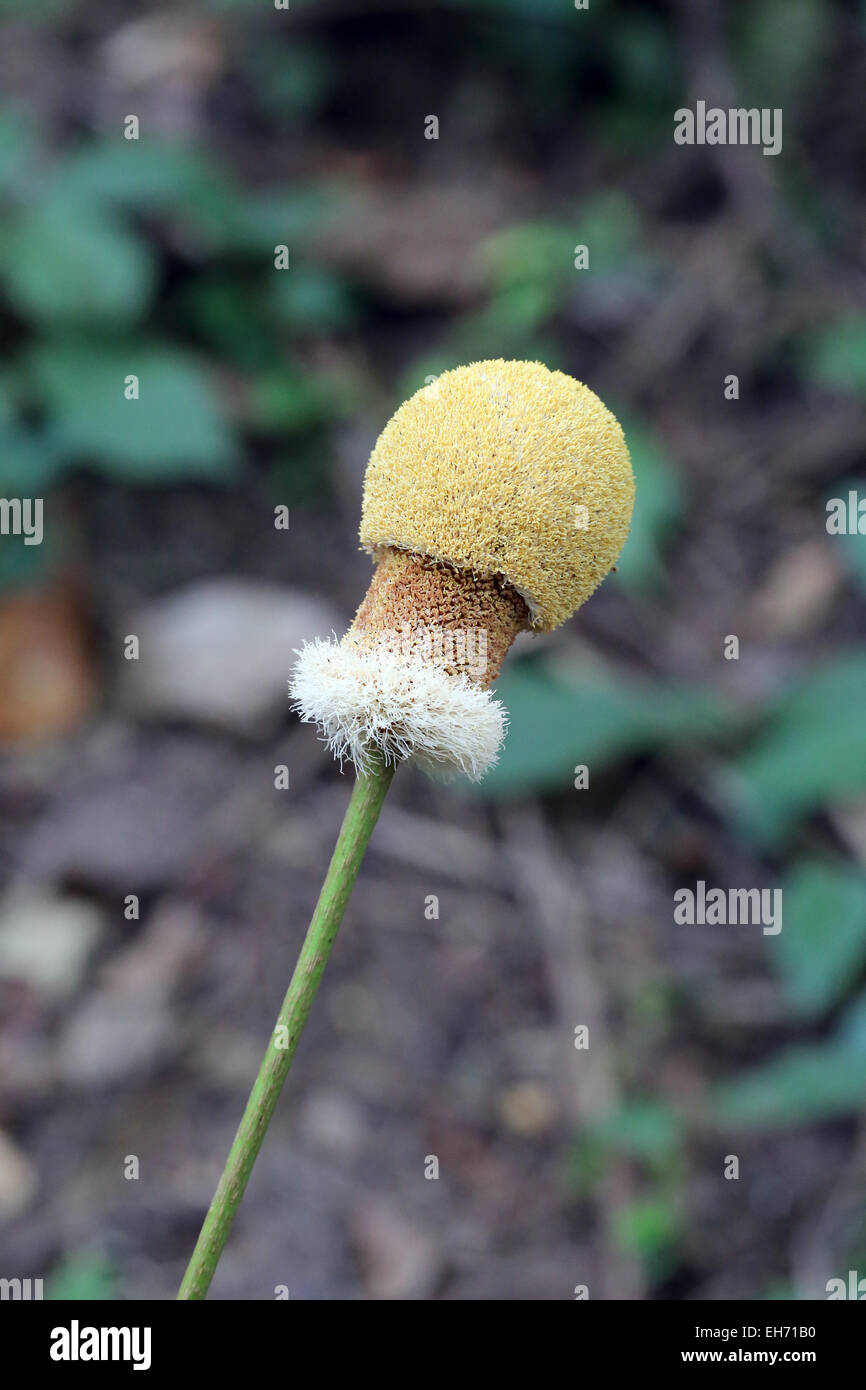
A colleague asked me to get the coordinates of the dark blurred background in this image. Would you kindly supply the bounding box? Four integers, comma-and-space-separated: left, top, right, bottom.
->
0, 0, 865, 1300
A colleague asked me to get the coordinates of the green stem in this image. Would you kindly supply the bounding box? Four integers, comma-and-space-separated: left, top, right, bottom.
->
177, 754, 396, 1300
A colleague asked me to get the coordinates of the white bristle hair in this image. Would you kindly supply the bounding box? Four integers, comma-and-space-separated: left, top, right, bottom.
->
289, 638, 506, 781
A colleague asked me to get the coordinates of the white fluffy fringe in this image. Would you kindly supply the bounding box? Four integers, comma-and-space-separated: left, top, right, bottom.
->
289, 637, 506, 781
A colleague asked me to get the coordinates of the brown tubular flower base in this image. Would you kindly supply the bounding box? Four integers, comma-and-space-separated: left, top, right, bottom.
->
347, 546, 531, 687
290, 547, 531, 782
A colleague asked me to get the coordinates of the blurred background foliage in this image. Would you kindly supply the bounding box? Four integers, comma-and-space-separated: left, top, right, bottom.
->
0, 0, 864, 1301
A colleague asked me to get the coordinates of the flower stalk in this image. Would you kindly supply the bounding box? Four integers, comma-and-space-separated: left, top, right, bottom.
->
177, 753, 395, 1300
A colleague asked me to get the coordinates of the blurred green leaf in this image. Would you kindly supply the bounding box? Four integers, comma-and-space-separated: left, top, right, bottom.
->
0, 0, 70, 17
713, 1043, 865, 1130
614, 419, 682, 590
730, 652, 866, 846
597, 16, 678, 153
479, 222, 572, 333
0, 522, 52, 591
612, 1196, 679, 1261
227, 187, 332, 256
481, 222, 573, 293
51, 141, 226, 213
0, 105, 37, 194
29, 340, 237, 481
734, 0, 827, 112
799, 316, 866, 397
2, 196, 154, 326
244, 40, 334, 121
479, 196, 652, 336
771, 860, 866, 1018
0, 428, 65, 492
50, 140, 330, 256
573, 190, 644, 275
837, 991, 866, 1052
248, 365, 347, 434
570, 1099, 684, 1217
165, 181, 329, 259
609, 13, 677, 105
180, 274, 279, 370
0, 373, 67, 496
714, 990, 866, 1130
269, 442, 333, 506
273, 265, 358, 334
479, 658, 733, 797
47, 1253, 116, 1301
0, 373, 16, 431
842, 532, 866, 594
590, 1100, 682, 1167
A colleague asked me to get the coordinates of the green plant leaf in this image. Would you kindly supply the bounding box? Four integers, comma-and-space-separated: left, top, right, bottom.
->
771, 860, 866, 1018
842, 529, 866, 593
0, 375, 66, 495
589, 1101, 682, 1166
478, 658, 733, 797
481, 222, 573, 294
713, 989, 866, 1130
50, 141, 227, 213
570, 1099, 682, 1196
226, 187, 332, 256
729, 651, 866, 847
47, 1253, 116, 1301
799, 315, 866, 397
612, 1196, 679, 1260
614, 419, 682, 590
837, 990, 866, 1053
48, 140, 329, 256
0, 428, 65, 492
247, 366, 346, 434
243, 39, 334, 121
180, 274, 280, 371
712, 1043, 866, 1130
28, 340, 237, 481
0, 104, 36, 194
608, 13, 677, 108
273, 265, 358, 334
734, 0, 828, 112
0, 0, 70, 16
0, 373, 16, 432
2, 196, 155, 326
478, 196, 650, 334
0, 410, 56, 592
0, 521, 52, 591
573, 190, 645, 275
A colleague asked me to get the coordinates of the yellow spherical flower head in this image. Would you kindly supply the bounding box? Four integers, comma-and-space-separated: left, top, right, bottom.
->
361, 359, 633, 630
291, 360, 634, 779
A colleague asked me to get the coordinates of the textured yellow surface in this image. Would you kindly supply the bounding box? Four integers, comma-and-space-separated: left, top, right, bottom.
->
360, 359, 634, 630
